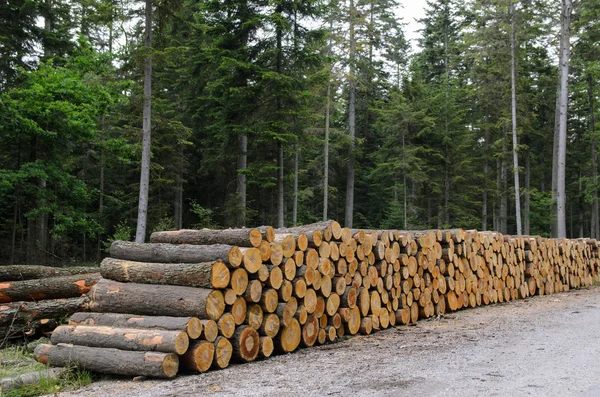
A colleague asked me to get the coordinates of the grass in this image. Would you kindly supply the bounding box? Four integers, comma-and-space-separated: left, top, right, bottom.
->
0, 341, 94, 397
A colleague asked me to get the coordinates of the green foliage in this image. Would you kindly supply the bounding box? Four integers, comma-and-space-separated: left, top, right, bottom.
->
189, 200, 216, 229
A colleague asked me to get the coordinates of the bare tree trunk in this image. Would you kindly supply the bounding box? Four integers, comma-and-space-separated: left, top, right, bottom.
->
402, 133, 407, 229
97, 116, 105, 261
510, 0, 522, 235
174, 146, 183, 230
556, 0, 572, 239
345, 0, 356, 228
482, 118, 489, 231
588, 75, 599, 238
135, 0, 153, 244
323, 80, 330, 222
238, 135, 247, 227
552, 81, 560, 237
292, 143, 298, 226
276, 11, 284, 229
524, 150, 530, 235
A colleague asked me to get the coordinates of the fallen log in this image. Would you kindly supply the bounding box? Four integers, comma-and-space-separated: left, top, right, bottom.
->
68, 312, 203, 339
87, 279, 224, 320
212, 336, 232, 369
100, 258, 230, 289
180, 340, 214, 372
0, 367, 67, 394
34, 343, 179, 378
0, 266, 99, 282
0, 296, 90, 336
231, 325, 260, 362
51, 325, 189, 354
0, 273, 100, 303
110, 241, 238, 264
150, 227, 274, 248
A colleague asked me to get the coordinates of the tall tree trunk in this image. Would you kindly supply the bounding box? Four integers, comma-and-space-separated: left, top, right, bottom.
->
588, 74, 598, 238
135, 0, 153, 244
174, 145, 183, 230
402, 132, 407, 229
97, 115, 105, 261
510, 0, 522, 235
556, 0, 572, 239
524, 150, 530, 235
345, 0, 356, 228
323, 80, 330, 222
292, 143, 298, 227
551, 83, 560, 237
276, 10, 284, 229
482, 117, 489, 231
238, 135, 247, 227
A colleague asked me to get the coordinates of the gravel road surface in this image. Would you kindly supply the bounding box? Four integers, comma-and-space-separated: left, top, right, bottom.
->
56, 286, 600, 397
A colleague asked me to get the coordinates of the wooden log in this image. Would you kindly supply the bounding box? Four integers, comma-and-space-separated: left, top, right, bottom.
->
259, 336, 274, 358
51, 325, 189, 354
231, 297, 247, 325
340, 286, 358, 309
275, 221, 343, 247
0, 296, 89, 331
278, 280, 293, 302
212, 336, 232, 369
300, 314, 319, 347
239, 248, 263, 273
110, 241, 238, 265
88, 279, 225, 321
217, 313, 236, 338
246, 303, 263, 330
273, 234, 297, 258
231, 325, 260, 362
341, 306, 361, 335
68, 312, 203, 339
0, 273, 99, 303
326, 293, 340, 316
230, 268, 249, 295
259, 289, 279, 313
200, 320, 218, 342
359, 316, 372, 335
150, 227, 273, 248
0, 266, 99, 282
180, 340, 214, 372
0, 367, 66, 393
259, 313, 281, 338
244, 280, 263, 303
100, 258, 230, 289
274, 317, 301, 353
275, 297, 298, 327
34, 343, 178, 378
266, 265, 283, 289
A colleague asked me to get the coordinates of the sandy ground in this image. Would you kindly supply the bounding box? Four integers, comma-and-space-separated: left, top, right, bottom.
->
56, 286, 600, 397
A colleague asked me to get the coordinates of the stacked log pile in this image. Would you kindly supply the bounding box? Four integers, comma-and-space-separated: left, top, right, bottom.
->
34, 221, 600, 378
0, 266, 99, 340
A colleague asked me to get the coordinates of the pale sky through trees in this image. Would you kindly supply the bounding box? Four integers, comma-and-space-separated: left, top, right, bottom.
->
400, 0, 427, 51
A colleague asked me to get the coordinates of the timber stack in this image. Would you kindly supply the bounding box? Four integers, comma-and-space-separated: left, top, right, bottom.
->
0, 266, 100, 340
34, 221, 600, 378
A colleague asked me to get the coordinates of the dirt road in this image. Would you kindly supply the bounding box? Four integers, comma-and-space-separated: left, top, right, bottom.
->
57, 286, 600, 397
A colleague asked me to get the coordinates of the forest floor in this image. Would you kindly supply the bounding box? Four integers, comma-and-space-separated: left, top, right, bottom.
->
55, 286, 600, 397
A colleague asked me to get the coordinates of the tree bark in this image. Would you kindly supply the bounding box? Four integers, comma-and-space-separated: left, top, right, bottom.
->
0, 273, 99, 303
293, 143, 299, 226
180, 340, 214, 372
100, 258, 230, 289
345, 0, 356, 228
510, 0, 522, 235
51, 325, 189, 354
135, 0, 153, 243
110, 241, 238, 264
34, 344, 178, 378
0, 266, 99, 282
87, 279, 224, 320
588, 74, 599, 238
238, 134, 247, 227
150, 228, 270, 247
68, 312, 202, 339
556, 0, 572, 238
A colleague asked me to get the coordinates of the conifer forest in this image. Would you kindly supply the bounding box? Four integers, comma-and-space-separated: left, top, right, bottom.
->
0, 0, 598, 265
